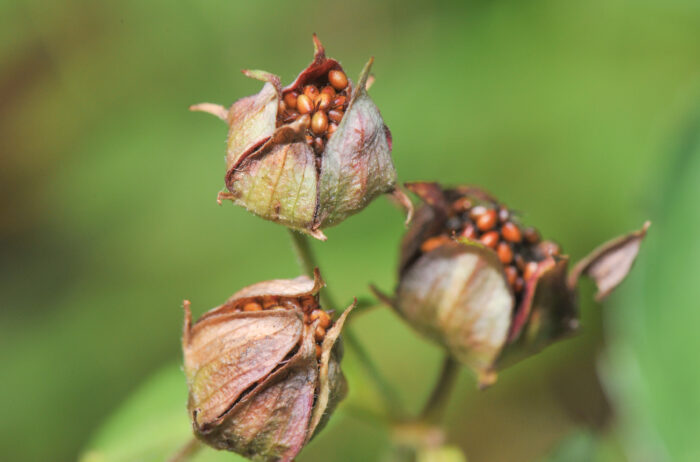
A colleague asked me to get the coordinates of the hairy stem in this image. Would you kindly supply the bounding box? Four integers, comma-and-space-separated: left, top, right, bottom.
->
419, 355, 460, 424
288, 230, 404, 419
167, 437, 202, 462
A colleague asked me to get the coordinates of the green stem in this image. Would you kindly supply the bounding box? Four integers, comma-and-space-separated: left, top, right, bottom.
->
419, 354, 460, 424
167, 437, 202, 462
288, 230, 404, 420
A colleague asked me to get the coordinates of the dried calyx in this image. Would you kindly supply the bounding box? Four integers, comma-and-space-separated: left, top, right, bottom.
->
278, 69, 350, 165
417, 186, 561, 310
233, 291, 333, 359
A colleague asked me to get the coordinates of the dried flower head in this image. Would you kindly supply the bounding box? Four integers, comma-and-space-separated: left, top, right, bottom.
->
191, 35, 411, 240
182, 270, 353, 461
377, 182, 649, 387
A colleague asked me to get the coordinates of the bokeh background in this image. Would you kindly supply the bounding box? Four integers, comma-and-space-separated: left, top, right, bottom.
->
2, 1, 700, 461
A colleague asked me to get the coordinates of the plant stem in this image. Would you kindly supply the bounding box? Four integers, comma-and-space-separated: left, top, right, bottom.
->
419, 355, 460, 424
288, 230, 404, 419
167, 437, 202, 462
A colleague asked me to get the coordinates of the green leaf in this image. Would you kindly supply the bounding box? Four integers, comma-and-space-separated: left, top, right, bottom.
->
600, 110, 700, 462
79, 363, 245, 462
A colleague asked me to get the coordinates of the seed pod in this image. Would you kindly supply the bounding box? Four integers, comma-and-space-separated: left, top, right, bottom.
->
190, 35, 410, 240
374, 182, 650, 387
182, 270, 354, 462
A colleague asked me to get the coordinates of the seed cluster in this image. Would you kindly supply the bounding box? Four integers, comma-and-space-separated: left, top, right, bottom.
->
418, 191, 561, 306
234, 296, 332, 359
277, 69, 350, 165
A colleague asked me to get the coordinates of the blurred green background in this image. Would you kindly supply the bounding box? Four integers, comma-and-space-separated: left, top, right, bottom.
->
2, 0, 700, 461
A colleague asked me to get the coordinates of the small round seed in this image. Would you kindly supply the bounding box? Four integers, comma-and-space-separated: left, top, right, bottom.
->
327, 122, 338, 135
452, 197, 472, 212
523, 261, 539, 281
315, 344, 322, 359
514, 254, 526, 271
469, 205, 488, 220
305, 134, 314, 145
321, 86, 336, 97
314, 325, 326, 342
331, 95, 346, 108
328, 109, 343, 123
501, 222, 522, 243
283, 91, 299, 109
303, 84, 320, 99
480, 230, 499, 249
313, 137, 324, 153
310, 310, 331, 329
311, 111, 329, 135
497, 242, 513, 264
460, 223, 477, 240
243, 302, 262, 312
514, 277, 524, 293
328, 70, 348, 90
476, 209, 498, 231
297, 94, 314, 114
523, 227, 541, 244
421, 235, 450, 253
498, 207, 510, 223
315, 92, 332, 111
538, 240, 560, 257
504, 265, 518, 286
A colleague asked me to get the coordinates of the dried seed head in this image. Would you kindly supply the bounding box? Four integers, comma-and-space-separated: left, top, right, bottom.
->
183, 271, 354, 461
385, 182, 649, 386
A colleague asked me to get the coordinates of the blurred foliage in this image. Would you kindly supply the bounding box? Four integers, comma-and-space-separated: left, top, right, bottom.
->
1, 0, 699, 461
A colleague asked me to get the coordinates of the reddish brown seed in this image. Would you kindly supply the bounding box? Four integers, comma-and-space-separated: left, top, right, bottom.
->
514, 277, 524, 293
504, 266, 518, 286
498, 207, 510, 223
514, 254, 526, 271
469, 205, 488, 220
303, 85, 320, 99
321, 86, 336, 97
315, 344, 322, 359
283, 91, 298, 109
327, 123, 338, 135
314, 325, 326, 342
328, 109, 343, 123
297, 94, 314, 114
476, 209, 498, 231
313, 137, 324, 153
315, 92, 332, 111
501, 222, 522, 243
538, 240, 560, 257
460, 223, 477, 240
497, 242, 513, 264
305, 134, 314, 145
523, 261, 539, 281
243, 302, 262, 312
480, 231, 499, 249
331, 95, 346, 108
311, 111, 329, 135
421, 235, 451, 253
328, 70, 348, 90
452, 197, 472, 212
282, 110, 300, 123
523, 227, 541, 244
310, 310, 331, 329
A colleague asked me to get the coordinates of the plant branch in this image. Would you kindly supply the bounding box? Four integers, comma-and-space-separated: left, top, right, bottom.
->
288, 230, 404, 420
167, 437, 202, 462
419, 354, 460, 424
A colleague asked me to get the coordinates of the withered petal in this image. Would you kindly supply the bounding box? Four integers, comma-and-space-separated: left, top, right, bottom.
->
282, 34, 344, 94
205, 331, 318, 462
306, 301, 355, 442
183, 308, 304, 428
316, 57, 398, 228
568, 221, 651, 301
404, 182, 450, 215
395, 240, 513, 382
